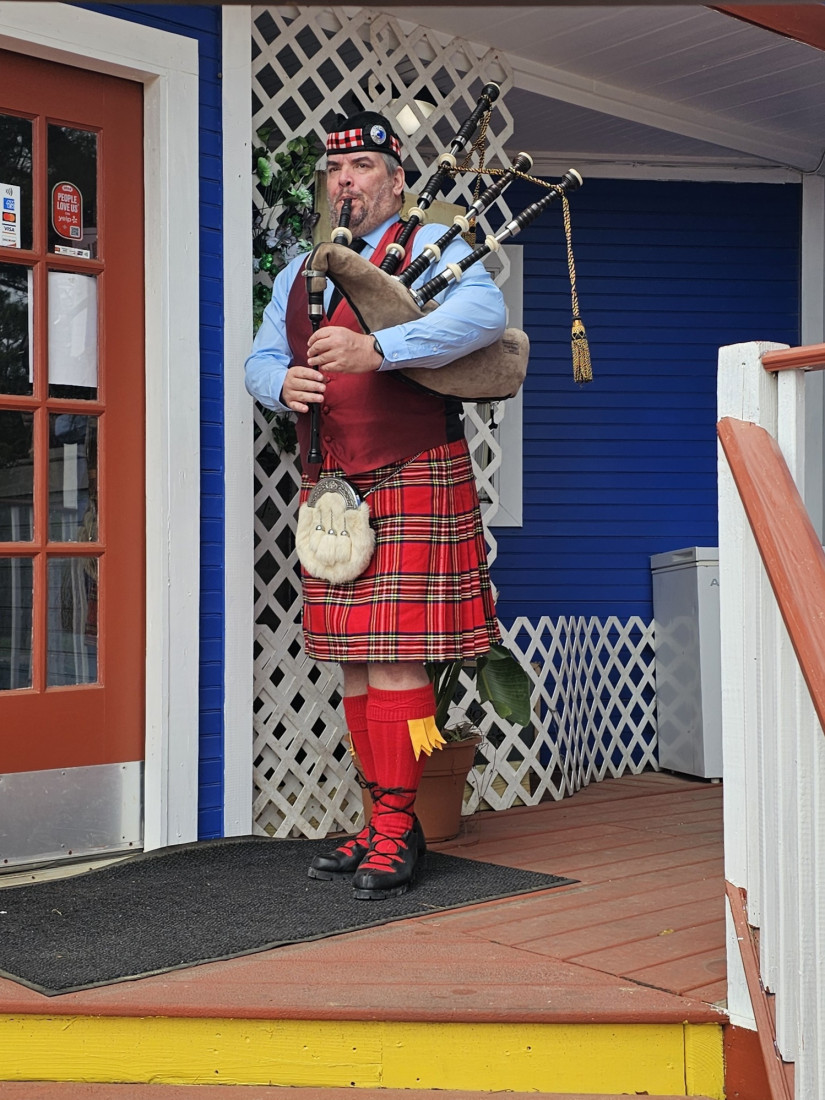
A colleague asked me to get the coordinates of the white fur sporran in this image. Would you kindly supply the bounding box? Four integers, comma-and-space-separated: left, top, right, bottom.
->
296, 477, 375, 584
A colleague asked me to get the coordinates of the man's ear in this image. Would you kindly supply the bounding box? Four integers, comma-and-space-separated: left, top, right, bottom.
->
392, 165, 405, 198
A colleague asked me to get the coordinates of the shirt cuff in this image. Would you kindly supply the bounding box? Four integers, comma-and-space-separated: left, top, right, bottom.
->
373, 326, 406, 369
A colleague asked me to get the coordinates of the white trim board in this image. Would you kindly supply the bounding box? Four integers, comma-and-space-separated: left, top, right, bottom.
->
527, 156, 801, 184
222, 6, 254, 836
0, 2, 202, 851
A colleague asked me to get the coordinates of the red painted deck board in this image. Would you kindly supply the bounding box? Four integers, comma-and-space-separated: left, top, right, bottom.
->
0, 773, 727, 1026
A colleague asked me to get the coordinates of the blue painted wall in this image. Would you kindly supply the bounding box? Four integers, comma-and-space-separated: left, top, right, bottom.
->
93, 4, 225, 838
492, 177, 801, 627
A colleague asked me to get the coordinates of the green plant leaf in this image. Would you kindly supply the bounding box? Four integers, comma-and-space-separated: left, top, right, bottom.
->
256, 156, 272, 186
476, 644, 533, 727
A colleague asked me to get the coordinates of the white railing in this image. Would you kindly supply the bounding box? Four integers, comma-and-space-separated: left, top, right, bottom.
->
718, 341, 825, 1099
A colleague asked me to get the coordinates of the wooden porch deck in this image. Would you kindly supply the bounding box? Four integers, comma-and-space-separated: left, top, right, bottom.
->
0, 771, 728, 1095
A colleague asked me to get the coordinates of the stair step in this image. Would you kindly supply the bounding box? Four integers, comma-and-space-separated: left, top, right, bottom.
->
0, 1089, 717, 1099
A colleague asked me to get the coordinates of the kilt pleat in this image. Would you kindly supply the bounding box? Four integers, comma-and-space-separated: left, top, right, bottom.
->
300, 439, 500, 662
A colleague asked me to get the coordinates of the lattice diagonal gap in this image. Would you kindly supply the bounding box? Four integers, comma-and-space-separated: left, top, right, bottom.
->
250, 7, 657, 839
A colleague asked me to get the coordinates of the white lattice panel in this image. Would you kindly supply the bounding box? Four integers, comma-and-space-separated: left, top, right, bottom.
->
250, 6, 658, 839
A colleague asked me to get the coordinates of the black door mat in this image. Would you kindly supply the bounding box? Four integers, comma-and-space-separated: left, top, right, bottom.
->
0, 835, 575, 995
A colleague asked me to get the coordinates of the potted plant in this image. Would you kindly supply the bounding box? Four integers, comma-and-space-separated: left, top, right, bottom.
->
417, 643, 535, 842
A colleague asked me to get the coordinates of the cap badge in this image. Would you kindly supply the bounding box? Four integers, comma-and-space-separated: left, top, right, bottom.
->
369, 124, 387, 145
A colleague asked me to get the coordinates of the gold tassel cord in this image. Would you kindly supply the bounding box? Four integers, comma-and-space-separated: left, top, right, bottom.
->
408, 716, 447, 760
455, 163, 592, 384
561, 193, 592, 385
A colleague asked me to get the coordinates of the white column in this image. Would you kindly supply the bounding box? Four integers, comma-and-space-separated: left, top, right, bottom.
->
222, 5, 255, 837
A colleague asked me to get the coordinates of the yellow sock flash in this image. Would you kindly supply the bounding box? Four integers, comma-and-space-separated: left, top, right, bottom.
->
408, 716, 446, 760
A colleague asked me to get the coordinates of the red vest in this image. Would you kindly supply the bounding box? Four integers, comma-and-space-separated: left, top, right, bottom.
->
286, 221, 461, 477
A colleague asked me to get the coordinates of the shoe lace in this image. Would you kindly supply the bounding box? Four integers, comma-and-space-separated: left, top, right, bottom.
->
358, 784, 417, 872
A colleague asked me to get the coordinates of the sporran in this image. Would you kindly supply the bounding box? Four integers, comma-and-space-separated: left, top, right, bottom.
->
296, 477, 374, 584
296, 451, 424, 584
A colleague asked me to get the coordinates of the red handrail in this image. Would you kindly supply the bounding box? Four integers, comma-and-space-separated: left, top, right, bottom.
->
717, 416, 825, 734
761, 342, 825, 373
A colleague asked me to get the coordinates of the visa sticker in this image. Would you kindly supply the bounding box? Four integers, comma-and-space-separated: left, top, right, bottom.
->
0, 184, 21, 248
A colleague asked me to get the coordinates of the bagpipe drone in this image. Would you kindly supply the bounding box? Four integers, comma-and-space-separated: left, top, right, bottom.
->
304, 82, 591, 465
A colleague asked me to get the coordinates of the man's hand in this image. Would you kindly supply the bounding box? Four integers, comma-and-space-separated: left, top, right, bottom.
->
280, 365, 326, 413
307, 327, 382, 375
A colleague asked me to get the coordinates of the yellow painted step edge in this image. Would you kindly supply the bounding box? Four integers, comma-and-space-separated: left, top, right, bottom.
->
0, 1016, 724, 1098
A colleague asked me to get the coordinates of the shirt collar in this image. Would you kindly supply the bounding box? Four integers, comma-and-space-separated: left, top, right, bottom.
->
356, 213, 401, 252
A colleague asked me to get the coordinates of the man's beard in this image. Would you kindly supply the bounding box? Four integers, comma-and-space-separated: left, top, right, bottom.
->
329, 175, 399, 238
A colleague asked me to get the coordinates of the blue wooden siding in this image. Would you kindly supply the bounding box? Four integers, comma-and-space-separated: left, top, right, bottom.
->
492, 178, 801, 627
93, 4, 225, 838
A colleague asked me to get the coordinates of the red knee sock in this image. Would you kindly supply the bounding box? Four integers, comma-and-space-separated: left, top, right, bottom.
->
343, 693, 373, 842
366, 683, 438, 838
343, 693, 372, 783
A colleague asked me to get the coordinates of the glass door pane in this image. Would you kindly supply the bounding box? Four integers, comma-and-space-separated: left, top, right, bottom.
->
48, 271, 98, 399
0, 113, 33, 252
0, 262, 33, 395
48, 125, 98, 259
0, 555, 33, 689
47, 556, 98, 686
48, 413, 98, 541
0, 409, 34, 541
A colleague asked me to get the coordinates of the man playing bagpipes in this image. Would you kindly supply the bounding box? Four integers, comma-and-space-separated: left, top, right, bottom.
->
245, 108, 506, 900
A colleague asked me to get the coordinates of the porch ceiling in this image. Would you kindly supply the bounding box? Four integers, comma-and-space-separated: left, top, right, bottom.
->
383, 5, 825, 175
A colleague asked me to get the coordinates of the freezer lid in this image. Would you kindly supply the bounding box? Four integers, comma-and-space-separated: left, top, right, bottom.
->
650, 546, 719, 572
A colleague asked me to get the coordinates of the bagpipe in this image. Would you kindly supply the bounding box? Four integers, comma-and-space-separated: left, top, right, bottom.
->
304, 83, 591, 464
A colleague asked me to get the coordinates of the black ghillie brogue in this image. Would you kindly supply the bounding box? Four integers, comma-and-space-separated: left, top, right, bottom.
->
307, 827, 372, 880
351, 795, 426, 900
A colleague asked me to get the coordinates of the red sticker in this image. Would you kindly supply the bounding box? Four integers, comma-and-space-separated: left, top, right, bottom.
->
52, 182, 83, 241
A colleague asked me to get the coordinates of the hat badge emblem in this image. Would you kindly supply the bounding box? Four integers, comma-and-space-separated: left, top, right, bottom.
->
369, 124, 387, 145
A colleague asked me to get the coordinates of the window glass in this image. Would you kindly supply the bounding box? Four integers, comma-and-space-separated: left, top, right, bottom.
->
0, 113, 33, 252
48, 413, 98, 542
0, 556, 33, 690
47, 271, 98, 400
0, 262, 33, 395
0, 409, 34, 541
47, 556, 98, 685
47, 125, 98, 259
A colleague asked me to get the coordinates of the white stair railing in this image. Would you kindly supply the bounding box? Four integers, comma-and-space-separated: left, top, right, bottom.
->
718, 341, 825, 1099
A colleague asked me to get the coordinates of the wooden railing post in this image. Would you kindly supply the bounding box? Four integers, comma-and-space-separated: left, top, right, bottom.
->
718, 340, 825, 1095
717, 342, 786, 1031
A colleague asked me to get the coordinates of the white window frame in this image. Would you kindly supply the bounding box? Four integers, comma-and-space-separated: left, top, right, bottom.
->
0, 2, 202, 850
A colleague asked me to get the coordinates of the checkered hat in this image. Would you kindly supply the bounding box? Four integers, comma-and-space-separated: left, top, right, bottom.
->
325, 111, 402, 163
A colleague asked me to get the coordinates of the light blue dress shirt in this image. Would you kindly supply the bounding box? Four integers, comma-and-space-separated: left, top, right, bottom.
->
244, 213, 507, 413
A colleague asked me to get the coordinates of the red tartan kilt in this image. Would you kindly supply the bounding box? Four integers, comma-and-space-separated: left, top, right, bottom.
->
300, 438, 500, 663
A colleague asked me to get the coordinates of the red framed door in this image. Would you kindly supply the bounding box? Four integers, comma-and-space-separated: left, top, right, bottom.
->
0, 51, 145, 848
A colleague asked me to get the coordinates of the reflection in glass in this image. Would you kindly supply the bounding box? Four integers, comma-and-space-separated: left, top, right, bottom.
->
48, 271, 98, 400
49, 414, 98, 541
48, 125, 98, 258
0, 556, 33, 690
0, 410, 34, 541
47, 556, 98, 685
0, 113, 33, 251
0, 263, 33, 395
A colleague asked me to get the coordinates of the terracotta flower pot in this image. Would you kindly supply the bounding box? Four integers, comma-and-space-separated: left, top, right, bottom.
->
360, 734, 482, 844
